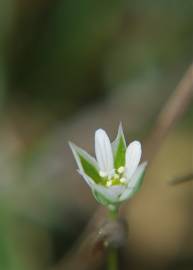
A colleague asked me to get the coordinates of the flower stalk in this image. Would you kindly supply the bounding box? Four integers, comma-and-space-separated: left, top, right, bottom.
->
108, 246, 118, 270
107, 207, 119, 270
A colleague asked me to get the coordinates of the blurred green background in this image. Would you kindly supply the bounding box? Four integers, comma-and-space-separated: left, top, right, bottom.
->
0, 0, 193, 269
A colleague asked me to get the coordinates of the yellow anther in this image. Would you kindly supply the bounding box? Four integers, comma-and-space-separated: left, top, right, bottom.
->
118, 166, 125, 174
120, 177, 126, 184
106, 180, 112, 187
114, 173, 119, 179
108, 175, 112, 180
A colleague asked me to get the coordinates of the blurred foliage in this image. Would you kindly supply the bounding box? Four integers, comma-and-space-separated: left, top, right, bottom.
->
7, 0, 193, 116
9, 0, 125, 114
0, 0, 14, 112
0, 0, 192, 269
0, 205, 25, 270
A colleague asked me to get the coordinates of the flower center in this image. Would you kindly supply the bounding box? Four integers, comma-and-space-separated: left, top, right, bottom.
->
99, 166, 127, 187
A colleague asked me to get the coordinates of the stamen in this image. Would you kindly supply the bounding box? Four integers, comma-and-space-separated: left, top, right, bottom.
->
99, 171, 107, 178
106, 180, 112, 187
108, 175, 112, 180
114, 173, 119, 180
120, 177, 126, 184
117, 166, 125, 174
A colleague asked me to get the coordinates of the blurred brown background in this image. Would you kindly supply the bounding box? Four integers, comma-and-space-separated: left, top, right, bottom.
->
0, 0, 193, 269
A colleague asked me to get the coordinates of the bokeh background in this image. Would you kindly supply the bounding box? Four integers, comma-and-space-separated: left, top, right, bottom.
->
0, 1, 193, 269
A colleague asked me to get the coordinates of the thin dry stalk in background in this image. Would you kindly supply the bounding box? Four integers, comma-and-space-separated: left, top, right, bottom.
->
144, 63, 193, 161
170, 173, 193, 185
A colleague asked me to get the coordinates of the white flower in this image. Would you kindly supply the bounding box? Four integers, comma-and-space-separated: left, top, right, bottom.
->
69, 124, 147, 208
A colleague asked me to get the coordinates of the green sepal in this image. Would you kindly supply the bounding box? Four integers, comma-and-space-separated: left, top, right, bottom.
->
93, 190, 110, 206
114, 136, 126, 169
133, 169, 146, 193
92, 190, 117, 207
119, 162, 147, 202
78, 153, 101, 184
112, 124, 127, 169
69, 142, 102, 184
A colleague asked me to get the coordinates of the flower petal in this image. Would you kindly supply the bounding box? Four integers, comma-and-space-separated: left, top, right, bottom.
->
112, 123, 126, 169
95, 129, 114, 175
77, 171, 115, 206
79, 170, 117, 203
69, 142, 101, 183
93, 184, 125, 203
119, 162, 147, 201
106, 185, 126, 199
118, 187, 133, 202
79, 169, 125, 203
128, 161, 147, 191
125, 140, 141, 180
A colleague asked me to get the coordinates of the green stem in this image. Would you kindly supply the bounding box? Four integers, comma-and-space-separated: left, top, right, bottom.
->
108, 204, 119, 220
107, 206, 119, 270
108, 247, 118, 270
109, 209, 117, 220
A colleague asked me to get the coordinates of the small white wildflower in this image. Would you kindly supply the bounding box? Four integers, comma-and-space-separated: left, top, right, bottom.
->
69, 123, 147, 208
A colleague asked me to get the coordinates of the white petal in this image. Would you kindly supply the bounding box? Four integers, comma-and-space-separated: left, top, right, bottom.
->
95, 129, 114, 175
69, 142, 98, 173
128, 161, 147, 188
119, 162, 147, 201
94, 184, 126, 203
79, 171, 118, 202
106, 185, 126, 199
119, 187, 133, 202
79, 170, 127, 203
125, 140, 141, 179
